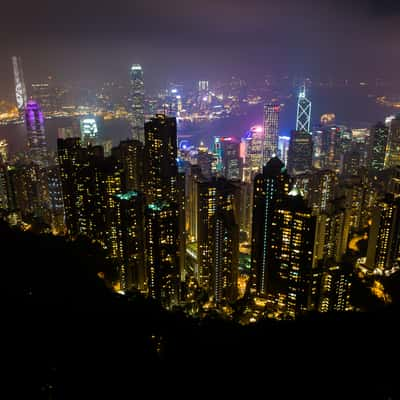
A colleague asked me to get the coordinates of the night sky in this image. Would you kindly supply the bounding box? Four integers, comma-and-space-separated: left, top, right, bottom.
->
1, 0, 400, 96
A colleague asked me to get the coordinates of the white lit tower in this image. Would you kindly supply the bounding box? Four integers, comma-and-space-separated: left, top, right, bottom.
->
263, 104, 280, 164
296, 85, 312, 132
12, 56, 28, 115
129, 64, 145, 144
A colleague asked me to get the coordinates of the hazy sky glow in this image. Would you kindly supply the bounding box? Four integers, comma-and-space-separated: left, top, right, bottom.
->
0, 0, 400, 95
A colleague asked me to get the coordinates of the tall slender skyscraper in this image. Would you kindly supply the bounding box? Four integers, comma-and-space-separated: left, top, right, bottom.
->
263, 104, 280, 163
25, 100, 48, 167
384, 115, 400, 169
367, 194, 400, 272
296, 85, 312, 132
145, 114, 178, 204
251, 157, 290, 296
145, 201, 180, 307
197, 177, 239, 305
266, 189, 316, 319
129, 64, 145, 144
369, 122, 389, 171
287, 130, 313, 176
12, 56, 28, 114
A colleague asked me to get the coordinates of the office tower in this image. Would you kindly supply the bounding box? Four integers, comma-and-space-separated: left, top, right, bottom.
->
368, 122, 389, 171
263, 104, 280, 163
197, 177, 239, 305
145, 114, 178, 204
198, 80, 209, 97
251, 157, 290, 296
267, 189, 316, 319
111, 139, 144, 192
145, 201, 180, 307
287, 130, 313, 175
278, 136, 290, 167
367, 194, 400, 271
25, 100, 48, 167
12, 56, 27, 113
0, 139, 8, 162
241, 125, 264, 182
80, 117, 99, 146
129, 64, 145, 143
384, 115, 400, 169
113, 191, 146, 291
296, 85, 312, 132
294, 169, 337, 215
197, 146, 213, 180
31, 78, 54, 114
213, 137, 241, 180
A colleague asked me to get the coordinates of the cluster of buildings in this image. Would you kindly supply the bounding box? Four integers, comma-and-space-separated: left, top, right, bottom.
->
1, 59, 400, 321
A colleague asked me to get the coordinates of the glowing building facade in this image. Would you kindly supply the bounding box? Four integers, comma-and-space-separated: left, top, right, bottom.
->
197, 177, 239, 305
145, 201, 180, 307
25, 100, 48, 167
12, 56, 27, 114
384, 115, 400, 169
129, 64, 145, 144
251, 157, 290, 296
80, 117, 99, 146
369, 122, 389, 171
367, 194, 400, 272
241, 125, 264, 183
263, 104, 280, 163
113, 191, 146, 291
296, 85, 312, 132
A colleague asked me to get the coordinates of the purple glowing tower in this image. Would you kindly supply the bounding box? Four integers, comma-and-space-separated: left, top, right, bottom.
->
25, 100, 48, 166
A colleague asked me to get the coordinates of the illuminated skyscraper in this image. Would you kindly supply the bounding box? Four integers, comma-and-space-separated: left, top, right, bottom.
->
367, 194, 400, 272
197, 177, 239, 305
287, 130, 313, 175
25, 100, 48, 167
80, 117, 99, 147
384, 115, 400, 169
251, 157, 290, 296
111, 139, 144, 192
129, 64, 145, 143
12, 56, 27, 114
57, 139, 122, 246
263, 104, 280, 163
296, 85, 312, 132
313, 262, 353, 313
368, 122, 389, 171
213, 137, 241, 180
113, 191, 146, 291
241, 125, 264, 182
145, 114, 178, 204
266, 189, 316, 319
145, 201, 180, 307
